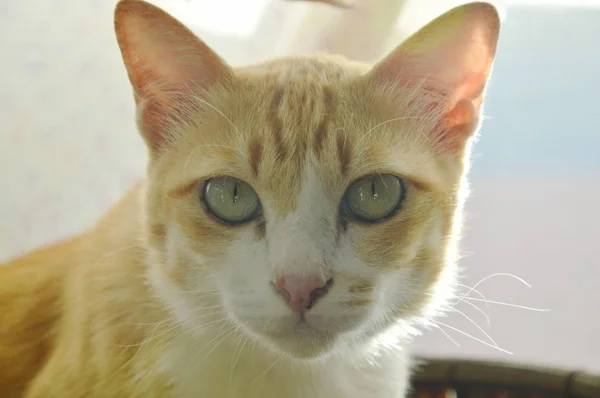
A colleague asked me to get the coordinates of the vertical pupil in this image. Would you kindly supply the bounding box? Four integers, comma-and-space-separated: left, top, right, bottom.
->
370, 181, 376, 198
233, 183, 239, 203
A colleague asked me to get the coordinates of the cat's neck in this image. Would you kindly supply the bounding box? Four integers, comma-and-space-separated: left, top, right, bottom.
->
158, 325, 411, 398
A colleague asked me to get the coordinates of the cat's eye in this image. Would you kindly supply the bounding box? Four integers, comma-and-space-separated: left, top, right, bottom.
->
342, 174, 405, 222
203, 177, 261, 224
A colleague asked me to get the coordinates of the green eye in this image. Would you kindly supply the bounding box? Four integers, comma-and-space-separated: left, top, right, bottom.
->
203, 177, 261, 224
343, 174, 405, 222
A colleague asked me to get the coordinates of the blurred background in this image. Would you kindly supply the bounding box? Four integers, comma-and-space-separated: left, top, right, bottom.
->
0, 0, 598, 373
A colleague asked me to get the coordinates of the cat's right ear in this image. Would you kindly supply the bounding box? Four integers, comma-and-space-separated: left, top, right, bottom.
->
114, 0, 232, 155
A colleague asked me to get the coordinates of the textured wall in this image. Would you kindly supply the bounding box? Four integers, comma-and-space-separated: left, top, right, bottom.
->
0, 0, 598, 373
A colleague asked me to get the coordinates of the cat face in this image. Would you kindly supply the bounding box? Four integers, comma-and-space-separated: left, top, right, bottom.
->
147, 67, 454, 359
114, 0, 500, 359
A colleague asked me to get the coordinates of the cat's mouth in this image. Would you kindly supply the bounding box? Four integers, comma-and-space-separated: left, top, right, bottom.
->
268, 326, 335, 359
267, 316, 325, 337
295, 318, 311, 328
258, 316, 340, 359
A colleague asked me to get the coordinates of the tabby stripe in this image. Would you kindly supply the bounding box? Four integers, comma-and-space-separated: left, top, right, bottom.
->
248, 138, 263, 176
269, 88, 286, 163
313, 86, 333, 156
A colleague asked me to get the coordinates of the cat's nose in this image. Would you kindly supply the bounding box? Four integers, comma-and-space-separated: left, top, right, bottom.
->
273, 276, 333, 315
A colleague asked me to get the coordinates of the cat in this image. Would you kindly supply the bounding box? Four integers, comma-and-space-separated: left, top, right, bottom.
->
286, 0, 352, 6
0, 0, 500, 397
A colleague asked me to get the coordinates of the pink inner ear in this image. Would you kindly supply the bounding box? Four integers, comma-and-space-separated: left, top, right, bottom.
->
115, 0, 232, 154
432, 99, 478, 153
368, 2, 500, 153
136, 84, 207, 154
435, 71, 488, 151
376, 53, 491, 153
138, 98, 170, 153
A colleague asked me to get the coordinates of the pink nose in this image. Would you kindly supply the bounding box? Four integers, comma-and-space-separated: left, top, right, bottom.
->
273, 276, 333, 315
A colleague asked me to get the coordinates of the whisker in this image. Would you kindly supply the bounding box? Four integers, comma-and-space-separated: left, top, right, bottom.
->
124, 319, 168, 327
192, 96, 241, 136
184, 310, 224, 323
229, 334, 250, 386
249, 352, 284, 388
456, 282, 489, 299
453, 297, 491, 326
356, 116, 431, 149
434, 320, 513, 355
185, 318, 229, 336
457, 297, 550, 312
110, 316, 181, 384
182, 289, 221, 296
89, 245, 143, 269
442, 304, 499, 348
189, 304, 223, 312
183, 143, 240, 174
187, 325, 238, 379
198, 326, 237, 365
116, 318, 181, 348
186, 323, 229, 363
454, 282, 490, 308
461, 273, 533, 301
433, 323, 461, 347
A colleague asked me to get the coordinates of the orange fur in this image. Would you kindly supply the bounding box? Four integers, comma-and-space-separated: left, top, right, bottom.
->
0, 1, 500, 397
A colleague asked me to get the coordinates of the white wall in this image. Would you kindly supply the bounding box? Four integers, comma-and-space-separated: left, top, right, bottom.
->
0, 0, 598, 373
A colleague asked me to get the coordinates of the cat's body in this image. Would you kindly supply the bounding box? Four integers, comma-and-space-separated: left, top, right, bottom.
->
0, 1, 500, 397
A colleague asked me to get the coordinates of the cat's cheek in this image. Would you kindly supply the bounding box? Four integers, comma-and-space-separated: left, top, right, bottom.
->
349, 222, 426, 272
374, 220, 453, 322
173, 205, 238, 259
210, 233, 285, 322
347, 193, 441, 270
147, 256, 210, 328
331, 243, 416, 325
336, 213, 450, 326
378, 266, 420, 312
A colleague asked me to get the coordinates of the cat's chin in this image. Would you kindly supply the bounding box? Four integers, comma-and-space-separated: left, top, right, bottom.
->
264, 321, 338, 360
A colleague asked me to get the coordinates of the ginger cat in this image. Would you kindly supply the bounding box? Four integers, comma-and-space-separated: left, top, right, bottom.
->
0, 1, 500, 397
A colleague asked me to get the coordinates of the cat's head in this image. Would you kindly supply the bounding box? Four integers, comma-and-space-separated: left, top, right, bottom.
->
114, 0, 500, 359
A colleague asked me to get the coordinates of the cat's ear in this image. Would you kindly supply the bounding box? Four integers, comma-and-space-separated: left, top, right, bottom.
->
368, 2, 500, 153
114, 0, 232, 154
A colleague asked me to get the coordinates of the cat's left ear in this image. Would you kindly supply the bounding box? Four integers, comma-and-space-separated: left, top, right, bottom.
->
368, 2, 500, 153
114, 0, 233, 155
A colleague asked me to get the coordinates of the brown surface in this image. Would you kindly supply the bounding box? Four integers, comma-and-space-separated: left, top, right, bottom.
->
410, 357, 600, 398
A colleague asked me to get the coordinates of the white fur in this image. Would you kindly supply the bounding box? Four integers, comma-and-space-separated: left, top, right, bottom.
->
147, 164, 454, 397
